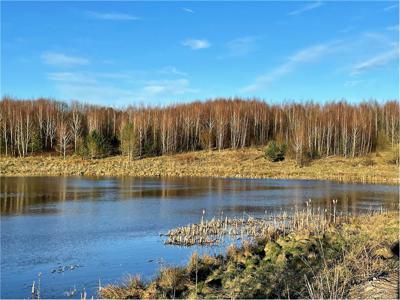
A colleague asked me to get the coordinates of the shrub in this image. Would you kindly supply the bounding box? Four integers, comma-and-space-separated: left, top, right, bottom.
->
306, 149, 320, 160
99, 275, 144, 299
296, 153, 311, 168
265, 141, 287, 162
158, 267, 188, 298
387, 146, 400, 165
360, 157, 376, 166
77, 137, 88, 157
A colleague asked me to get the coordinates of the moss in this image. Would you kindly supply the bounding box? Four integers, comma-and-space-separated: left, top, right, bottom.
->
263, 242, 281, 263
100, 212, 399, 299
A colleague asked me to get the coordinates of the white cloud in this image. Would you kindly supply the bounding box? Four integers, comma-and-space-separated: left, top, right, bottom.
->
47, 73, 136, 105
383, 4, 398, 12
182, 39, 210, 50
288, 1, 323, 16
157, 66, 188, 76
386, 24, 399, 31
288, 43, 333, 62
86, 11, 140, 21
182, 8, 194, 14
351, 48, 398, 75
144, 85, 166, 94
241, 41, 337, 93
47, 71, 198, 105
41, 52, 89, 67
227, 36, 258, 57
339, 26, 354, 34
142, 79, 198, 96
48, 72, 96, 84
344, 80, 362, 87
241, 29, 398, 94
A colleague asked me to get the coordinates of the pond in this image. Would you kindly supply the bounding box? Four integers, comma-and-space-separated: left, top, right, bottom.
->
1, 176, 398, 298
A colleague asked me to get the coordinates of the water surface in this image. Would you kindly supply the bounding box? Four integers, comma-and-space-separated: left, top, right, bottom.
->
1, 176, 398, 298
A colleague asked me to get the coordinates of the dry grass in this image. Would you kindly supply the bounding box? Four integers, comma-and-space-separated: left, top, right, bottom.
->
304, 212, 399, 299
99, 211, 399, 299
1, 147, 398, 184
99, 275, 145, 299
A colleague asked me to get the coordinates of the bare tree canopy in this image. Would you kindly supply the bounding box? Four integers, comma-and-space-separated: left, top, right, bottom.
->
0, 97, 398, 159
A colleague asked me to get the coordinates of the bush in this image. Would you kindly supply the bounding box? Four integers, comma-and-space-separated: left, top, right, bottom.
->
76, 137, 88, 157
265, 141, 287, 162
360, 157, 376, 166
387, 146, 400, 165
296, 154, 311, 168
306, 149, 320, 160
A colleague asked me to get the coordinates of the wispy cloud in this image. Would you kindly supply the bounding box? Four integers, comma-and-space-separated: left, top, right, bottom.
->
47, 71, 135, 105
288, 43, 333, 62
157, 66, 188, 77
41, 52, 89, 67
48, 72, 96, 84
344, 80, 362, 87
182, 39, 210, 50
86, 11, 140, 21
241, 28, 398, 94
383, 4, 398, 12
142, 79, 198, 96
386, 24, 399, 31
227, 36, 259, 57
288, 1, 323, 16
339, 26, 354, 34
241, 41, 337, 93
351, 48, 398, 76
182, 8, 194, 14
47, 70, 198, 105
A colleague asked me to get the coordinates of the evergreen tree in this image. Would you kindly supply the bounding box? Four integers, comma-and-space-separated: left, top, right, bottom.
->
120, 123, 139, 160
86, 130, 110, 158
265, 141, 287, 162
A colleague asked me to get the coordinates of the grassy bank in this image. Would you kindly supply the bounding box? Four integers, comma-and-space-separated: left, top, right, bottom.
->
1, 148, 398, 184
100, 211, 399, 299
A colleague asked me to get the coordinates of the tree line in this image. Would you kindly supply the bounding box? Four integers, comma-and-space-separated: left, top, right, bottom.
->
0, 97, 398, 160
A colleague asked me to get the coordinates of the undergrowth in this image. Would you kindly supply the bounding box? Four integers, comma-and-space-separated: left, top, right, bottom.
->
99, 211, 399, 299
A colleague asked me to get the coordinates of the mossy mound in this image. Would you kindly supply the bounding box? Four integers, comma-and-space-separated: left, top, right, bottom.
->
100, 212, 399, 299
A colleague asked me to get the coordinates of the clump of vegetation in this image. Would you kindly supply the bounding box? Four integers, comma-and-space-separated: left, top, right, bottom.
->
86, 130, 111, 158
360, 157, 376, 166
99, 275, 145, 299
265, 141, 287, 162
99, 211, 399, 299
387, 145, 400, 165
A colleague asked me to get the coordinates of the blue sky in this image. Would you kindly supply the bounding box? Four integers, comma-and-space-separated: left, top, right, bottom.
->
1, 1, 399, 106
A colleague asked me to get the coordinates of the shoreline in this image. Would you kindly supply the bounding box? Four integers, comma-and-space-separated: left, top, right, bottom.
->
1, 148, 398, 185
100, 211, 399, 299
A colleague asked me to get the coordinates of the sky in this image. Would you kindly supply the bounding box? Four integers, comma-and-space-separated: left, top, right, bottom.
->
1, 1, 399, 107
